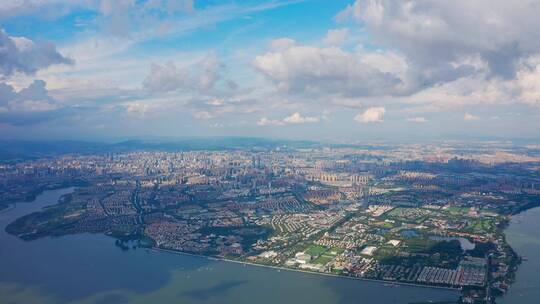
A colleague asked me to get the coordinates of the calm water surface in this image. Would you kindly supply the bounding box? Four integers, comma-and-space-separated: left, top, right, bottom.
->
498, 207, 540, 304
0, 188, 460, 304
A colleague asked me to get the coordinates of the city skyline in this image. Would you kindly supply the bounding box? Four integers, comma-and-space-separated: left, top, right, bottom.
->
1, 0, 540, 141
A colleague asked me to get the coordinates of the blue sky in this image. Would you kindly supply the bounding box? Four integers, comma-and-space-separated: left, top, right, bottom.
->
1, 0, 540, 142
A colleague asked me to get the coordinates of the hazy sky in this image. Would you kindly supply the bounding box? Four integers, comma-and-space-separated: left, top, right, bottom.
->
1, 0, 540, 142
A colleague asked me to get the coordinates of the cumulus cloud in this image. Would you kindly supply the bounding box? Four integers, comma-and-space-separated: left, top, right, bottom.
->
206, 98, 225, 106
0, 79, 69, 125
516, 55, 540, 105
269, 38, 296, 51
0, 80, 57, 111
98, 0, 136, 36
143, 53, 223, 93
354, 107, 385, 123
257, 117, 285, 126
257, 112, 320, 126
283, 112, 319, 124
402, 76, 506, 109
0, 29, 73, 77
255, 4, 527, 111
464, 112, 480, 121
0, 82, 16, 104
322, 28, 349, 46
142, 61, 189, 92
329, 0, 540, 112
125, 102, 153, 117
253, 44, 403, 97
337, 0, 540, 79
199, 53, 222, 91
406, 117, 427, 123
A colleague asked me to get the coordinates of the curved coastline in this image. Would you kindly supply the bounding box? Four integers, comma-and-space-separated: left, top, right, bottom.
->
498, 207, 540, 304
151, 247, 460, 292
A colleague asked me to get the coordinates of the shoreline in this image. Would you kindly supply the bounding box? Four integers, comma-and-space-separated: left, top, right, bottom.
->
150, 247, 461, 292
8, 186, 527, 301
0, 204, 16, 215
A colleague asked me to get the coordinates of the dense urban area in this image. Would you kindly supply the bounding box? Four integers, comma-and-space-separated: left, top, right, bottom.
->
2, 141, 540, 304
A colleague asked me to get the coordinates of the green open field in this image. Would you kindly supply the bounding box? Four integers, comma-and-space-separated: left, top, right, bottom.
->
373, 246, 396, 259
466, 218, 495, 233
312, 247, 344, 265
402, 238, 435, 253
304, 244, 328, 257
444, 206, 470, 214
328, 247, 345, 254
385, 207, 429, 224
313, 254, 334, 265
375, 221, 396, 229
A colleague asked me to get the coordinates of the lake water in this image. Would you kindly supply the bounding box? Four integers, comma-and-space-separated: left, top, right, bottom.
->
498, 207, 540, 304
0, 188, 461, 304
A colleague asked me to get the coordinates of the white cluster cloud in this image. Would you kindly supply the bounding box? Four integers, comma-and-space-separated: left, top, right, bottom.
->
322, 28, 349, 46
257, 112, 319, 126
337, 0, 540, 76
251, 0, 540, 125
3, 0, 540, 134
199, 53, 221, 91
0, 80, 67, 126
283, 112, 319, 124
253, 40, 403, 97
0, 29, 73, 77
253, 0, 540, 134
0, 80, 56, 112
206, 98, 225, 106
269, 38, 296, 51
516, 55, 540, 105
406, 117, 427, 123
125, 102, 153, 117
464, 113, 480, 121
143, 53, 222, 93
256, 117, 284, 126
142, 61, 189, 93
354, 107, 385, 123
0, 28, 75, 126
335, 0, 540, 107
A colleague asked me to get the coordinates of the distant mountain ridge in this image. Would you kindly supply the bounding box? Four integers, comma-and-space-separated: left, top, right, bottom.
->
0, 137, 320, 161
